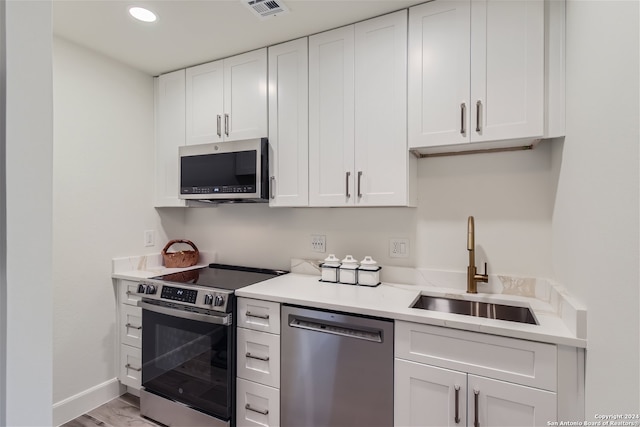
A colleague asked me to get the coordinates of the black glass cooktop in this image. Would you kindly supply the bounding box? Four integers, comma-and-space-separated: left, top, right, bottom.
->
152, 263, 288, 291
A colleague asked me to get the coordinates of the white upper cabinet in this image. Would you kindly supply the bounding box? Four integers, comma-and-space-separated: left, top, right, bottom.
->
186, 48, 267, 145
154, 69, 186, 207
309, 25, 355, 207
268, 38, 309, 207
309, 11, 415, 207
409, 0, 552, 153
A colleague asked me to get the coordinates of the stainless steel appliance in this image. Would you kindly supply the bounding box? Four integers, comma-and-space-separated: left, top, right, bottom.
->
280, 305, 394, 426
179, 138, 269, 203
137, 264, 287, 427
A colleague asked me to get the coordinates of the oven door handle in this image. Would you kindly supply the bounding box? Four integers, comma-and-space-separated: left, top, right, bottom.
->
141, 301, 232, 325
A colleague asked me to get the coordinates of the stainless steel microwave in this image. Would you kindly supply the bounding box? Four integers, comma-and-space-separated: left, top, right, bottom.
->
178, 138, 269, 203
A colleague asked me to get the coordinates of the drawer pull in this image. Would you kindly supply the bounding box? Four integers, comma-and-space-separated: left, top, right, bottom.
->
245, 404, 269, 416
125, 323, 142, 330
125, 363, 141, 372
246, 352, 270, 362
246, 311, 269, 320
454, 385, 460, 423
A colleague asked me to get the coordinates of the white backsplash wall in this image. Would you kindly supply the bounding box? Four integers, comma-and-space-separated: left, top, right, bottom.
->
52, 38, 185, 408
184, 140, 556, 278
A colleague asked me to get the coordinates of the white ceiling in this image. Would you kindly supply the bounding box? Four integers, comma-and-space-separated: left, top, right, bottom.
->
53, 0, 425, 76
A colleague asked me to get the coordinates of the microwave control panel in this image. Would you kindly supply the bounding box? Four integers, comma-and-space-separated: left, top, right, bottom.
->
182, 185, 256, 195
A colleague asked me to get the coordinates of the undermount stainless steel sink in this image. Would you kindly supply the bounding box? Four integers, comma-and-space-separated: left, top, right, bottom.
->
411, 295, 538, 325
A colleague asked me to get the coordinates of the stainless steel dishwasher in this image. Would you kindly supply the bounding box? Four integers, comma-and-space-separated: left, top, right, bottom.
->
281, 305, 394, 427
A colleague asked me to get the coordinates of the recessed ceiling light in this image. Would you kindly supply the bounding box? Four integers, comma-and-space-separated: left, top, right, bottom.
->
129, 6, 157, 23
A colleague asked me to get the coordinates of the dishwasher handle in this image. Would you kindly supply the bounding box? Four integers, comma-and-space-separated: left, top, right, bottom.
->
288, 316, 383, 343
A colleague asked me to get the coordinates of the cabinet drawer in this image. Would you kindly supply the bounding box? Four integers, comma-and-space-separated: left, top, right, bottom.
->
237, 328, 280, 388
395, 321, 557, 391
237, 378, 280, 427
120, 304, 142, 348
238, 298, 281, 334
119, 280, 142, 306
119, 344, 142, 390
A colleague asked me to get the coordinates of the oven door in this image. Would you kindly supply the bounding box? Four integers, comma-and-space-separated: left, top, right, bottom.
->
141, 300, 233, 422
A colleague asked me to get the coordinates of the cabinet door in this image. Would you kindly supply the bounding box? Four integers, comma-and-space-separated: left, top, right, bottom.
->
355, 10, 409, 206
118, 280, 141, 306
408, 1, 471, 148
224, 48, 268, 141
236, 378, 280, 427
395, 358, 467, 427
186, 60, 224, 145
309, 25, 355, 207
470, 0, 544, 142
468, 374, 556, 427
154, 70, 186, 207
268, 38, 309, 207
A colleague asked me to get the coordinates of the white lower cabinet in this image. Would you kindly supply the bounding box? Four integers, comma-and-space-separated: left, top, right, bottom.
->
236, 297, 281, 427
237, 378, 280, 427
395, 321, 558, 426
116, 279, 143, 392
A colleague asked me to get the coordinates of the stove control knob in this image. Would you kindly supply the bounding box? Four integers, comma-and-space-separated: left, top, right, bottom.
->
137, 284, 146, 294
214, 295, 225, 307
204, 294, 214, 305
145, 285, 157, 295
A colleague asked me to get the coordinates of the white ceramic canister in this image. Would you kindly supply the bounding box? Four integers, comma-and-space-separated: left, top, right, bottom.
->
321, 254, 341, 283
357, 256, 381, 286
339, 255, 359, 285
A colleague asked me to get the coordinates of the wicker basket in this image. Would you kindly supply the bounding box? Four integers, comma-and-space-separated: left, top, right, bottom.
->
162, 239, 199, 268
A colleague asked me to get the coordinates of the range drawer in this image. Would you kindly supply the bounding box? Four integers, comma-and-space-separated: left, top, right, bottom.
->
119, 304, 142, 348
236, 378, 280, 427
237, 328, 280, 388
395, 321, 557, 391
238, 298, 281, 334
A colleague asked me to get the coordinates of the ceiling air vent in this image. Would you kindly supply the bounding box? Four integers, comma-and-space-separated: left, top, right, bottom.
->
242, 0, 290, 20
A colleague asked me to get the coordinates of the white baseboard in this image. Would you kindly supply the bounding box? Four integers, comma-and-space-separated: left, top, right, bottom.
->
53, 378, 125, 426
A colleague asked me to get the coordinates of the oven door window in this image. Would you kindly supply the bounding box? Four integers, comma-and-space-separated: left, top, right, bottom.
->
142, 308, 232, 421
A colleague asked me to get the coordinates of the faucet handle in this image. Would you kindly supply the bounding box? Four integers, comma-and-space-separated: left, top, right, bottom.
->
483, 262, 488, 275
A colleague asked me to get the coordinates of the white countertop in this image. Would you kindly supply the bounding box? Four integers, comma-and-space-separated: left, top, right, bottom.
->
236, 272, 587, 348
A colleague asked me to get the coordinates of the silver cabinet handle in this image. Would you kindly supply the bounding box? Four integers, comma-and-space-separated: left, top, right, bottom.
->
125, 323, 142, 330
474, 389, 480, 427
217, 114, 222, 137
357, 171, 363, 198
246, 352, 270, 362
476, 100, 482, 133
224, 113, 230, 136
125, 363, 141, 372
245, 404, 269, 416
270, 176, 275, 199
345, 171, 351, 198
454, 385, 461, 423
245, 311, 269, 320
460, 103, 466, 135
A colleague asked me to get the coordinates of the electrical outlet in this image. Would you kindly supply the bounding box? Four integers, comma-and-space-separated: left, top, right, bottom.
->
311, 234, 326, 253
389, 238, 409, 258
144, 230, 155, 247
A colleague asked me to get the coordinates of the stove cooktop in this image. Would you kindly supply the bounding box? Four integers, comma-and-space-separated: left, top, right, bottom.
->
152, 263, 288, 291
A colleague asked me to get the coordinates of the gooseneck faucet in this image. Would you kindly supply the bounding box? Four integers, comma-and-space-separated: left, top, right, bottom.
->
467, 216, 488, 293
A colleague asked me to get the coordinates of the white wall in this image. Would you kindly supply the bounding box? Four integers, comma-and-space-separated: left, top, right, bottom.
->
184, 140, 556, 278
552, 0, 640, 414
52, 37, 184, 415
4, 1, 54, 425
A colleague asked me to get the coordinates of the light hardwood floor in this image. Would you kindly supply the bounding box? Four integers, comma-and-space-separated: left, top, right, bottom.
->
61, 394, 162, 427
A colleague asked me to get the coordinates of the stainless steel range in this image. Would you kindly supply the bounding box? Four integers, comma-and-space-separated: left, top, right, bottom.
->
136, 263, 287, 427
